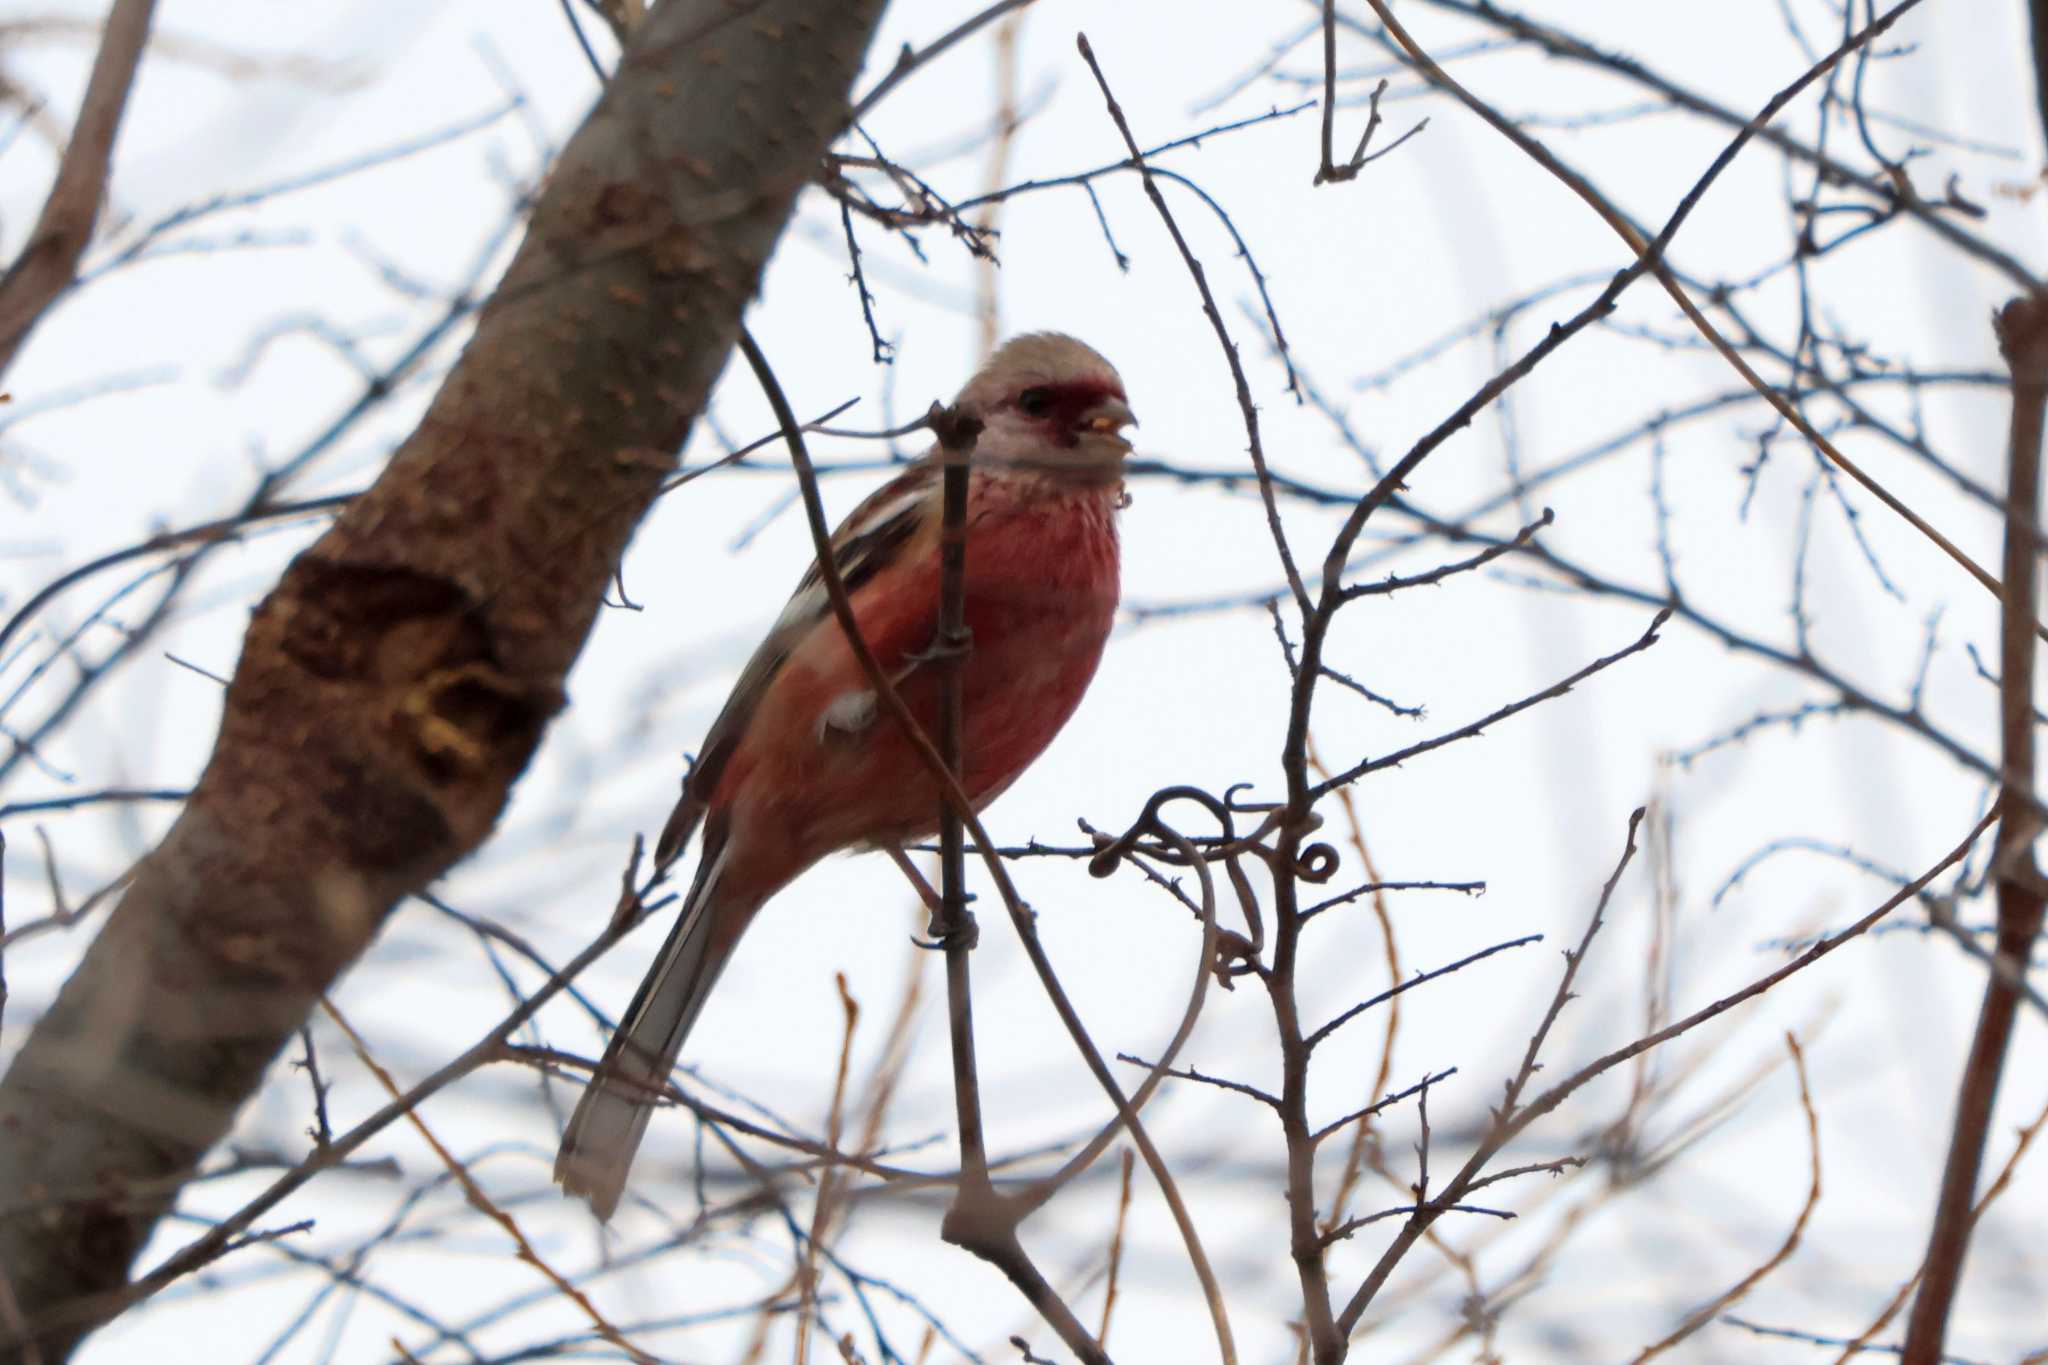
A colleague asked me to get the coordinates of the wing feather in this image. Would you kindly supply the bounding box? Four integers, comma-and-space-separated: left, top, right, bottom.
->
652, 460, 938, 869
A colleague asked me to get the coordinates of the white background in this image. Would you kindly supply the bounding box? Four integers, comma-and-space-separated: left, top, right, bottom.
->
1, 1, 2043, 1361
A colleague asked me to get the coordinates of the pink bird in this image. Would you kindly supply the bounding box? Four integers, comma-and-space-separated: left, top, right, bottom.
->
557, 333, 1136, 1218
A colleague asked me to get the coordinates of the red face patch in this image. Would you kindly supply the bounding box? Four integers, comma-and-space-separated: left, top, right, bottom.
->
1012, 377, 1124, 447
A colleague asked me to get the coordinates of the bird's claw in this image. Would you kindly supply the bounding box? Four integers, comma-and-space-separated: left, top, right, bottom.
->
904, 626, 973, 666
914, 904, 980, 952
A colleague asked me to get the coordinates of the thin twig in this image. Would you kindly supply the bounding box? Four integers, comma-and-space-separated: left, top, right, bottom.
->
1095, 1149, 1135, 1351
1077, 33, 1311, 616
1307, 936, 1541, 1050
736, 327, 1223, 1365
849, 0, 1039, 124
1633, 1033, 1822, 1360
318, 998, 653, 1364
1366, 0, 2038, 637
1336, 808, 1995, 1332
1340, 508, 1551, 599
1314, 609, 1670, 796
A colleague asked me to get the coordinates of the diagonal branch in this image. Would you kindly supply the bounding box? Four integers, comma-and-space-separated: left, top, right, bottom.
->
0, 0, 157, 379
1313, 609, 1669, 797
1336, 808, 1996, 1335
1363, 0, 2043, 639
1388, 0, 2036, 289
1077, 33, 1311, 617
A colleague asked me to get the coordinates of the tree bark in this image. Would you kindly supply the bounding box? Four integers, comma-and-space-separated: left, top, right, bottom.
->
0, 2, 888, 1358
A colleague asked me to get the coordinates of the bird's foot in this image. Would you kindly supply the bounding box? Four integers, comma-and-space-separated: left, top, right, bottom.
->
904, 625, 973, 666
915, 901, 980, 952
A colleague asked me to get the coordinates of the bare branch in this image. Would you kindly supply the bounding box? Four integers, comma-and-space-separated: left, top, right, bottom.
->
1077, 33, 1310, 616
0, 0, 157, 377
1633, 1033, 1822, 1361
1901, 294, 2048, 1364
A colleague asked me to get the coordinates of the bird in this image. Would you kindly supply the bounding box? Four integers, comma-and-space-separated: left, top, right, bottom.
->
555, 332, 1137, 1219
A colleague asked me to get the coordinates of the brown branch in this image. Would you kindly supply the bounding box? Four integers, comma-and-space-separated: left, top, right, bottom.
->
1335, 808, 1996, 1334
1313, 70, 1426, 185
1306, 934, 1541, 1050
922, 400, 1022, 1333
1391, 0, 2037, 290
848, 0, 1040, 124
1838, 1085, 2048, 1362
1632, 1032, 1822, 1361
734, 333, 1160, 1365
1315, 0, 1340, 181
1077, 32, 1311, 614
2033, 0, 2048, 177
1095, 1148, 1135, 1351
318, 999, 652, 1363
0, 0, 157, 378
1364, 0, 2040, 640
1313, 609, 1670, 797
0, 3, 891, 1358
1900, 294, 2048, 1364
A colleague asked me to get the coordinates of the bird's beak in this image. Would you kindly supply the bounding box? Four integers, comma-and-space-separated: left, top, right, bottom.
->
1080, 397, 1138, 448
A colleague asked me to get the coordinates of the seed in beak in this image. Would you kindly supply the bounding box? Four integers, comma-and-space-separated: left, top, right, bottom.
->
1083, 398, 1138, 434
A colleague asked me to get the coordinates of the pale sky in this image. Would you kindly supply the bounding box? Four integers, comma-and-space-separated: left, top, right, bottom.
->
3, 2, 2044, 1361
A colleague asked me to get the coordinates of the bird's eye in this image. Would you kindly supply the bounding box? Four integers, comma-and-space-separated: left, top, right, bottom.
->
1017, 386, 1053, 417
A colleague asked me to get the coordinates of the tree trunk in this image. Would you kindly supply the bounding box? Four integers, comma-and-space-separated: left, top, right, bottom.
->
0, 2, 889, 1358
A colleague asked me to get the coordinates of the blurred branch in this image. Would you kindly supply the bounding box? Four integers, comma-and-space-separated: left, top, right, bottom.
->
1840, 1086, 2048, 1361
849, 0, 1038, 124
118, 859, 668, 1329
1633, 1033, 1821, 1361
2033, 0, 2048, 167
0, 0, 156, 379
319, 998, 652, 1362
0, 201, 522, 790
1337, 807, 1996, 1333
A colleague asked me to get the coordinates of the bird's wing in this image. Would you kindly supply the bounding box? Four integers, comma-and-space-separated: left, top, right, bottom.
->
652, 458, 939, 868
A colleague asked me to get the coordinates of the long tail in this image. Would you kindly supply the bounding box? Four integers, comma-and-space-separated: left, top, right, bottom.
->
555, 837, 738, 1220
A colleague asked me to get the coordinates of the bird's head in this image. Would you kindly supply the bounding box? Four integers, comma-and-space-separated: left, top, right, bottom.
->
953, 332, 1137, 481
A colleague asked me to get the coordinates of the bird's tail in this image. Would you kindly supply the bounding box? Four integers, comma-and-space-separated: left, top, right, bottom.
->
555, 838, 738, 1220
